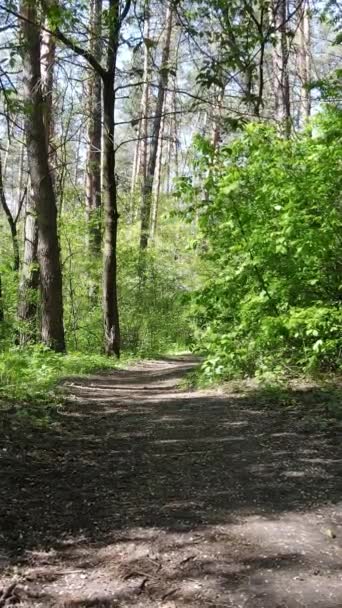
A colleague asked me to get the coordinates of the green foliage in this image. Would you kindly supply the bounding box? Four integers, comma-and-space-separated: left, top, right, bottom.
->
58, 204, 192, 356
0, 194, 193, 403
0, 344, 119, 403
180, 107, 342, 381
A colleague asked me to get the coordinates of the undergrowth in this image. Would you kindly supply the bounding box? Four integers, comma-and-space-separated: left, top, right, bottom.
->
0, 344, 122, 404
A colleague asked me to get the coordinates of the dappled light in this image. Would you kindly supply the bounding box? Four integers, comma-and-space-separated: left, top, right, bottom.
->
1, 359, 341, 606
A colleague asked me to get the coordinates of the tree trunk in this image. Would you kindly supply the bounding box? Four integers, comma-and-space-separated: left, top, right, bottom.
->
0, 273, 3, 322
102, 0, 120, 357
298, 0, 311, 123
130, 120, 142, 196
140, 1, 151, 200
20, 0, 65, 352
140, 0, 173, 250
0, 152, 20, 272
17, 189, 39, 340
18, 6, 57, 339
85, 0, 102, 254
273, 0, 291, 136
41, 23, 56, 147
150, 96, 166, 241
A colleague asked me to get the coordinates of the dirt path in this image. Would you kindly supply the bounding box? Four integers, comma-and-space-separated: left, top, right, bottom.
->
0, 356, 342, 607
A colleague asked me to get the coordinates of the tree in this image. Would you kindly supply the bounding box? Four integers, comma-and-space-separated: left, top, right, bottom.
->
0, 152, 20, 272
298, 0, 311, 123
140, 0, 173, 250
41, 0, 132, 356
20, 0, 65, 352
17, 187, 39, 340
19, 8, 57, 340
272, 0, 291, 135
85, 0, 103, 255
139, 0, 151, 232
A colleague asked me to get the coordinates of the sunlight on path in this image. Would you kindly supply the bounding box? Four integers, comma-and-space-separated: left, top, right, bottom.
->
0, 357, 341, 607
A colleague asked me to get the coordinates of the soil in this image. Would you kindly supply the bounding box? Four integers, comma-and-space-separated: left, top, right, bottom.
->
0, 356, 342, 607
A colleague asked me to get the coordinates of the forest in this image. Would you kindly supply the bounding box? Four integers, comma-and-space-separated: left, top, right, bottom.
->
0, 0, 341, 398
0, 1, 341, 605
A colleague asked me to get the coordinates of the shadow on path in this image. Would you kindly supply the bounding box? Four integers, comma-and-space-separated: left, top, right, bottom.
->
0, 356, 341, 606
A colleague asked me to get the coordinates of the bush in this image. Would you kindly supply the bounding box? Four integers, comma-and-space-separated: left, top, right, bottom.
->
180, 107, 342, 380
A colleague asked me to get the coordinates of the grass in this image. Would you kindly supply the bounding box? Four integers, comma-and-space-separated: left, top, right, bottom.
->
0, 345, 124, 404
0, 343, 190, 404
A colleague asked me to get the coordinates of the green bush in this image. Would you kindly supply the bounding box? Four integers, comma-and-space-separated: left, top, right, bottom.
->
180, 107, 342, 380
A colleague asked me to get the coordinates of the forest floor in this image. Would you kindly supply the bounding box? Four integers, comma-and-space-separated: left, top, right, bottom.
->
0, 356, 342, 607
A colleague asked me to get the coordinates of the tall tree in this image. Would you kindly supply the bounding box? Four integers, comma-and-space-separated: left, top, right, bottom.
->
19, 13, 56, 339
41, 20, 56, 148
139, 0, 151, 220
20, 0, 65, 351
298, 0, 311, 123
140, 0, 173, 250
85, 0, 103, 255
272, 0, 291, 135
41, 0, 132, 356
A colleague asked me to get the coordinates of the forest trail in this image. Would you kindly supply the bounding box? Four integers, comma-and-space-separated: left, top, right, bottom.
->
1, 356, 342, 607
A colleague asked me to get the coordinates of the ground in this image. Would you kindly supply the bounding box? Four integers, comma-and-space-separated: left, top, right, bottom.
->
0, 356, 342, 607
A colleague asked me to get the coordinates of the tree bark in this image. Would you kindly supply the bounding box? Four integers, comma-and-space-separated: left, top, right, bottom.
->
41, 23, 56, 147
0, 273, 3, 322
150, 95, 166, 241
0, 152, 20, 272
298, 0, 311, 123
102, 0, 121, 356
140, 0, 173, 250
85, 0, 103, 255
272, 0, 291, 136
20, 0, 65, 352
17, 189, 39, 339
140, 1, 151, 203
39, 0, 130, 356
